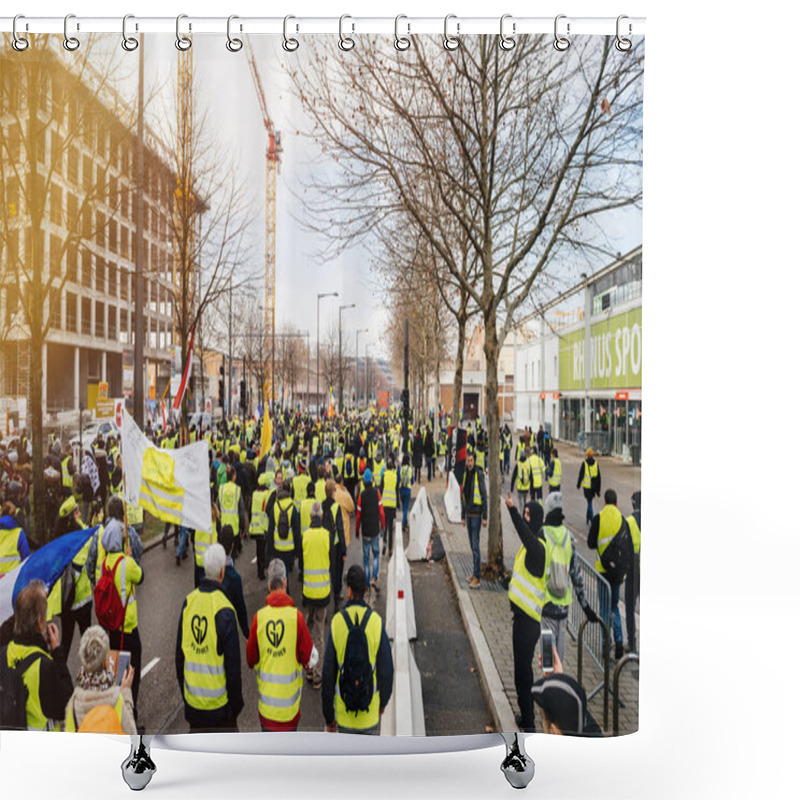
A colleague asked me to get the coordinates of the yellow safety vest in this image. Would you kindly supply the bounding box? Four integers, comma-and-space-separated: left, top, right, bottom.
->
250, 489, 270, 535
220, 482, 241, 536
372, 459, 385, 482
273, 499, 296, 553
529, 455, 544, 488
382, 470, 398, 509
181, 587, 235, 711
254, 605, 302, 722
595, 504, 623, 574
302, 525, 331, 601
194, 527, 218, 568
71, 535, 92, 610
343, 454, 355, 479
324, 501, 341, 547
627, 514, 641, 555
5, 642, 52, 730
65, 689, 125, 732
542, 525, 573, 607
476, 449, 485, 470
0, 527, 23, 575
581, 459, 598, 490
315, 479, 327, 503
548, 458, 562, 487
508, 546, 546, 621
516, 460, 532, 492
292, 474, 311, 507
331, 605, 383, 730
300, 498, 315, 536
461, 469, 482, 507
102, 552, 140, 633
61, 455, 73, 489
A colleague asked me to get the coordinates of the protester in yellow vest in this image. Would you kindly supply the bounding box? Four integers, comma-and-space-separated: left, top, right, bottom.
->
299, 502, 334, 688
219, 469, 244, 558
268, 487, 302, 586
246, 558, 316, 731
588, 489, 630, 660
0, 506, 30, 576
379, 459, 398, 557
503, 493, 546, 733
176, 543, 243, 732
577, 448, 601, 524
529, 447, 546, 502
250, 474, 272, 582
511, 453, 532, 514
624, 491, 641, 655
321, 565, 394, 735
3, 580, 74, 731
546, 448, 562, 493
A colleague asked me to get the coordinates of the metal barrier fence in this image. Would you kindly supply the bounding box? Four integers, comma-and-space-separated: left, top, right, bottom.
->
576, 430, 612, 455
613, 653, 639, 736
567, 550, 612, 696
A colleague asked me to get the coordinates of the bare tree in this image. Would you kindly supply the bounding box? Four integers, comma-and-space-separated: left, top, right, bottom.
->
290, 34, 643, 574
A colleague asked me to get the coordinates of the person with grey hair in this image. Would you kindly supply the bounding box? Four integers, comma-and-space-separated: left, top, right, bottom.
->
97, 518, 144, 726
175, 543, 243, 732
298, 500, 334, 689
246, 558, 316, 731
2, 579, 73, 730
540, 492, 598, 662
64, 625, 136, 734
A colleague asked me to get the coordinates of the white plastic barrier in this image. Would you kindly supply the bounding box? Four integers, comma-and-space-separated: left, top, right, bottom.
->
444, 470, 462, 523
405, 487, 432, 561
381, 520, 425, 736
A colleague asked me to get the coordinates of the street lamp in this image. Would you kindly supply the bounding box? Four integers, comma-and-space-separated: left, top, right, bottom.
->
317, 292, 338, 417
356, 328, 368, 408
338, 303, 355, 413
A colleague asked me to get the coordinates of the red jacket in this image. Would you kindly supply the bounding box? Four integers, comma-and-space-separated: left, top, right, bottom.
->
246, 590, 314, 731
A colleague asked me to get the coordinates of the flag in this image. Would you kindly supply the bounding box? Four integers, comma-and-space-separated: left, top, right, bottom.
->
121, 409, 212, 532
260, 409, 272, 456
172, 327, 195, 412
0, 527, 97, 627
327, 386, 335, 418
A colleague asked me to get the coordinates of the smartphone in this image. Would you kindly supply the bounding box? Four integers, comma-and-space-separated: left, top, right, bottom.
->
116, 650, 131, 685
540, 629, 554, 675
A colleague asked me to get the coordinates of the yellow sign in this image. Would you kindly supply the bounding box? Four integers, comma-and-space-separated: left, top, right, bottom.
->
98, 382, 109, 400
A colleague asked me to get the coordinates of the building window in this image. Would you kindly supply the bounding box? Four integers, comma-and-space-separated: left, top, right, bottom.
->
49, 288, 61, 330
81, 297, 91, 335
66, 244, 78, 282
66, 292, 77, 333
107, 264, 116, 296
108, 219, 117, 253
95, 211, 105, 248
67, 146, 79, 184
81, 249, 92, 289
83, 155, 93, 193
49, 234, 63, 277
95, 300, 104, 338
108, 305, 117, 340
67, 193, 78, 234
120, 271, 128, 302
96, 257, 106, 293
49, 183, 62, 226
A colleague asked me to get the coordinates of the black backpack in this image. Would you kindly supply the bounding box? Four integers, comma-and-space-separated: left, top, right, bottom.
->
0, 646, 40, 730
599, 521, 632, 585
338, 608, 374, 714
277, 503, 291, 540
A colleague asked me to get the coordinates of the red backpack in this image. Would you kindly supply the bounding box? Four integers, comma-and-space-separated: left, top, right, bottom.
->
94, 556, 128, 632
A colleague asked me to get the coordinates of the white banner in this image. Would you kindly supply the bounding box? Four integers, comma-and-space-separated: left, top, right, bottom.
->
121, 409, 212, 532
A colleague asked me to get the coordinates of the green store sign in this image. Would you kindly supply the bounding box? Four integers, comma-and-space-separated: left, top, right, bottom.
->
558, 306, 642, 391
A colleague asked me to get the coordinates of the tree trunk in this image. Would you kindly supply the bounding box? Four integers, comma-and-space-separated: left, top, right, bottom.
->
30, 335, 46, 542
483, 306, 503, 578
451, 309, 467, 429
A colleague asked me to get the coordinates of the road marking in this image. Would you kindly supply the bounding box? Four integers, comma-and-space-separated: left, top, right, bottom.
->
141, 657, 160, 679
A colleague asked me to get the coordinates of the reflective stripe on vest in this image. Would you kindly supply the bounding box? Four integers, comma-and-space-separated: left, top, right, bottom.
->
595, 504, 623, 573
273, 500, 296, 552
181, 588, 235, 711
250, 490, 270, 535
6, 642, 50, 730
331, 605, 382, 729
255, 605, 302, 721
548, 458, 562, 487
220, 483, 241, 535
581, 460, 598, 490
194, 528, 217, 568
302, 526, 331, 600
508, 547, 546, 621
543, 525, 573, 607
0, 527, 23, 575
382, 470, 397, 509
516, 460, 531, 492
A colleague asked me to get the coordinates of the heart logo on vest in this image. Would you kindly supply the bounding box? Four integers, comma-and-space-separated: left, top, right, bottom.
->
265, 618, 285, 649
191, 614, 208, 645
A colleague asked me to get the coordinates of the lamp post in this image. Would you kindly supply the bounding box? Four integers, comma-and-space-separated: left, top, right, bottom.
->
316, 292, 338, 418
338, 303, 355, 413
356, 328, 368, 408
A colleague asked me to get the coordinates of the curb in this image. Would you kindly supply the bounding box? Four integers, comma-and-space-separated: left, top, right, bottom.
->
429, 497, 519, 734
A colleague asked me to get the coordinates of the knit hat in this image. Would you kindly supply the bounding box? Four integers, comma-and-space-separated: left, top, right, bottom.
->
363, 468, 373, 484
100, 518, 123, 553
258, 472, 269, 487
543, 492, 563, 517
531, 674, 590, 736
79, 625, 110, 674
586, 448, 594, 457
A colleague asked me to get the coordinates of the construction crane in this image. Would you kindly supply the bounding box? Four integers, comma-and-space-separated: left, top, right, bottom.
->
244, 35, 282, 410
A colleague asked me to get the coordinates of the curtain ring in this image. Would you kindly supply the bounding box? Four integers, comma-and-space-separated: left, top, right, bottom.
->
553, 14, 570, 51
443, 13, 460, 51
615, 15, 632, 52
176, 14, 192, 51
499, 13, 516, 51
122, 14, 139, 52
394, 14, 410, 51
226, 15, 243, 52
338, 14, 355, 51
12, 15, 29, 51
283, 15, 299, 52
63, 13, 80, 51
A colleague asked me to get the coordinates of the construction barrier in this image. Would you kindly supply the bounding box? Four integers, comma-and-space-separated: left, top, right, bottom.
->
386, 530, 417, 641
444, 470, 461, 523
406, 487, 432, 561
381, 520, 426, 736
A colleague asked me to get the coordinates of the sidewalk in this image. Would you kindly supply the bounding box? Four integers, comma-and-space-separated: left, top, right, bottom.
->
415, 441, 640, 736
